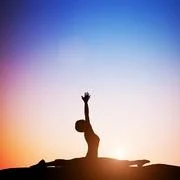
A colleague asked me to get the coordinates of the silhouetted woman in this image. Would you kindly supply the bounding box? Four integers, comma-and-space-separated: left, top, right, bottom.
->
31, 92, 149, 168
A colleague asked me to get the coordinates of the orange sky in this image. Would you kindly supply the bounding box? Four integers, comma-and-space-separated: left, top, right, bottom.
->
1, 0, 180, 169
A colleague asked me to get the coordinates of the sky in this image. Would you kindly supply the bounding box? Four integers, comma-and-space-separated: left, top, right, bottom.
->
0, 0, 180, 169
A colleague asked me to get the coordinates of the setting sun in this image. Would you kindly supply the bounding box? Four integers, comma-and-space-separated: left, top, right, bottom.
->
110, 149, 126, 160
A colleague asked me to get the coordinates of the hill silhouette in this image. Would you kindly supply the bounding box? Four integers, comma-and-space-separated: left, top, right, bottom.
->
1, 161, 180, 180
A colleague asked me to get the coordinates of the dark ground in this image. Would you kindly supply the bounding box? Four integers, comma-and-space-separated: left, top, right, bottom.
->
1, 163, 180, 180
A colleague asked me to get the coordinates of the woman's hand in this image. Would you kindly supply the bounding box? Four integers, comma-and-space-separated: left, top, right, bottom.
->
81, 92, 90, 103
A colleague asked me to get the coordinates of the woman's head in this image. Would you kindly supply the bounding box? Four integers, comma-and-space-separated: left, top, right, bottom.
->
75, 119, 87, 132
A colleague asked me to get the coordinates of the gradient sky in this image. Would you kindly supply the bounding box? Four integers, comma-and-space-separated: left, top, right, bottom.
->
0, 0, 180, 169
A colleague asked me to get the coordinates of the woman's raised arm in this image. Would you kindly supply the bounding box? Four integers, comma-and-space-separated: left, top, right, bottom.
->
81, 92, 90, 123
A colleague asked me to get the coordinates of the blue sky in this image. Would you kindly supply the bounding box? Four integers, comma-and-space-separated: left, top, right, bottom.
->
1, 0, 180, 168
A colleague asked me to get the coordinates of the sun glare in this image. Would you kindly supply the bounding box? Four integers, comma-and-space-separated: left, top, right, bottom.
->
110, 149, 126, 160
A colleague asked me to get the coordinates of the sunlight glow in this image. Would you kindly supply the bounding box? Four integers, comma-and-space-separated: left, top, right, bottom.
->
110, 149, 126, 160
